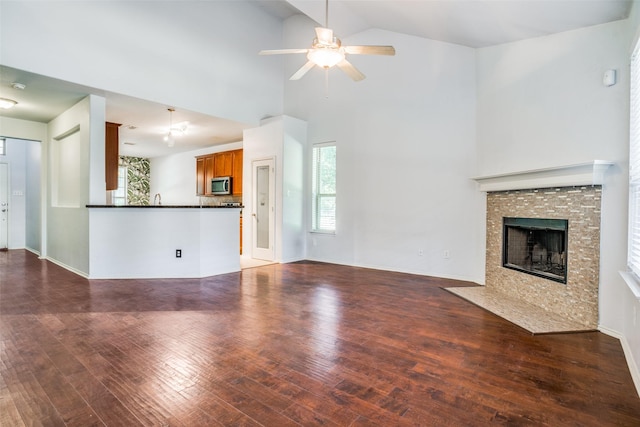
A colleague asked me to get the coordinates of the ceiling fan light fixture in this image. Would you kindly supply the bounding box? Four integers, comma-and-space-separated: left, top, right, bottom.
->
0, 98, 18, 109
259, 0, 394, 82
307, 48, 344, 68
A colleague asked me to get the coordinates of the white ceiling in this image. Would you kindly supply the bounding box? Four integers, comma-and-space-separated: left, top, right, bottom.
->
0, 66, 251, 159
0, 0, 632, 158
292, 0, 632, 48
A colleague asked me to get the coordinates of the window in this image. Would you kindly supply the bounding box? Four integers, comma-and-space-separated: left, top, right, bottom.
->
629, 41, 640, 280
312, 142, 336, 233
0, 138, 5, 155
113, 166, 128, 206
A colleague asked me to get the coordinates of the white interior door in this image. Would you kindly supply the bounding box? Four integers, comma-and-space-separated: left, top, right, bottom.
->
0, 163, 8, 250
252, 158, 275, 261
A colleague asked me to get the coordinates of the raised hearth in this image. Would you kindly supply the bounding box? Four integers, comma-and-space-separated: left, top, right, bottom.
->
445, 286, 596, 334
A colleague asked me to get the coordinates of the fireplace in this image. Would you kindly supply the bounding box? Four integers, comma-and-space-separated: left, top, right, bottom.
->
502, 217, 568, 284
468, 163, 611, 330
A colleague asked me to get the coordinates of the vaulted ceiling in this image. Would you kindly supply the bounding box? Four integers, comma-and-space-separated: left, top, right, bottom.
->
0, 0, 632, 158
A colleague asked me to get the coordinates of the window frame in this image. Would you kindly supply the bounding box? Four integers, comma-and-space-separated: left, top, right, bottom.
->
112, 165, 128, 206
311, 141, 336, 234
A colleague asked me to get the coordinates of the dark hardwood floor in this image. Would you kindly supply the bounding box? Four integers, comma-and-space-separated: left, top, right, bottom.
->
1, 250, 639, 426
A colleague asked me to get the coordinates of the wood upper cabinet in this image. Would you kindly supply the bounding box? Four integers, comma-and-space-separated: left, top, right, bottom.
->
195, 154, 216, 196
195, 149, 243, 196
196, 157, 205, 195
204, 156, 215, 194
105, 122, 121, 191
214, 151, 233, 177
231, 149, 243, 196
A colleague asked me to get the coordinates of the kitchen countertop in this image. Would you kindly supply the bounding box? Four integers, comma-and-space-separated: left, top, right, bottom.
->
86, 205, 242, 209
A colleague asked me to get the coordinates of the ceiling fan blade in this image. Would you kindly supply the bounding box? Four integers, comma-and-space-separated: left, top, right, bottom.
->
336, 59, 365, 82
315, 27, 334, 44
259, 48, 309, 55
290, 61, 316, 80
344, 45, 396, 56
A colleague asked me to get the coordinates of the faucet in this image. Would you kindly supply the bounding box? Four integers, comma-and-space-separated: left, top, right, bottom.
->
154, 193, 162, 205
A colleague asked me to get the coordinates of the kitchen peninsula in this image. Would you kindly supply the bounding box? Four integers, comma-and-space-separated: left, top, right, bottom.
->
87, 205, 241, 279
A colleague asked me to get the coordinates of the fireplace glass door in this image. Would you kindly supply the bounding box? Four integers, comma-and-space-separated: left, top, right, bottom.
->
502, 217, 568, 284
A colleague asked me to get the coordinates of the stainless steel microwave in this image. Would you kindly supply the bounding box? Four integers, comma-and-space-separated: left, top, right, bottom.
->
211, 177, 231, 195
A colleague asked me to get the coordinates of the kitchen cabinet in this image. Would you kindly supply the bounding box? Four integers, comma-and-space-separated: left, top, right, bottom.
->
195, 155, 214, 196
214, 151, 233, 177
195, 149, 243, 196
105, 122, 121, 191
204, 156, 215, 194
231, 149, 243, 196
196, 157, 205, 195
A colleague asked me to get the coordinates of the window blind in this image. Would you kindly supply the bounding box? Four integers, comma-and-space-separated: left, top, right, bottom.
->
629, 41, 640, 278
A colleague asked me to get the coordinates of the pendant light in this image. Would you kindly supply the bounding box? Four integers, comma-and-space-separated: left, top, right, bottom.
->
163, 108, 188, 147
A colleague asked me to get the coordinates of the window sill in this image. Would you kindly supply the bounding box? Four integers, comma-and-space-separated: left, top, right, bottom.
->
620, 271, 640, 300
310, 230, 336, 235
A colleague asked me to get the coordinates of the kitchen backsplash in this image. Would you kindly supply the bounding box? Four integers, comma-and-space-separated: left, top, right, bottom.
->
199, 195, 243, 206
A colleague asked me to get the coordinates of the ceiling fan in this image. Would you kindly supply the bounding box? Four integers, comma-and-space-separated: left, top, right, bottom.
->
259, 0, 395, 82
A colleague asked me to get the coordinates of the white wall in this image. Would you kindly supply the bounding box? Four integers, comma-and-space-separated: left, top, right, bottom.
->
0, 1, 284, 126
476, 19, 639, 390
47, 95, 105, 276
150, 141, 243, 206
243, 115, 307, 264
89, 207, 240, 279
25, 138, 41, 254
282, 15, 484, 282
282, 116, 308, 262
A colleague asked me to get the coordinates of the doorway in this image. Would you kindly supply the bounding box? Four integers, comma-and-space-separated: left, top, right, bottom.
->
251, 158, 275, 261
0, 163, 8, 250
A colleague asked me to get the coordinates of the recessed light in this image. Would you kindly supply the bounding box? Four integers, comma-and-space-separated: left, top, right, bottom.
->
0, 98, 17, 109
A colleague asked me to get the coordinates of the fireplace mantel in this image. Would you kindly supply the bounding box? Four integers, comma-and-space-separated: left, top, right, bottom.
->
472, 160, 614, 192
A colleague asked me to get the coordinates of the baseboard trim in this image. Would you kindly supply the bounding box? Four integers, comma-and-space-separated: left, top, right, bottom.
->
599, 325, 640, 398
25, 247, 41, 257
44, 256, 89, 279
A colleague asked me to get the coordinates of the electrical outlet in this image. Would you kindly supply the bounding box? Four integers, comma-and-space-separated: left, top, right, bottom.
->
418, 249, 424, 256
443, 250, 450, 259
176, 249, 182, 258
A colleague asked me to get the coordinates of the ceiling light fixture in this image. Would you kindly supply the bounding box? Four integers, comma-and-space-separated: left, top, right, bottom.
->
0, 98, 18, 109
307, 42, 345, 68
259, 0, 394, 82
162, 108, 189, 147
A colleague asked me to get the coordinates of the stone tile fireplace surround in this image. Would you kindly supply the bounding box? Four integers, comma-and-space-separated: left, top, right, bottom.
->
486, 186, 601, 328
447, 161, 612, 333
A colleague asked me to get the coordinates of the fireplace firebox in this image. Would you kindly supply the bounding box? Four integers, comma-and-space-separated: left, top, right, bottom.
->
502, 217, 568, 284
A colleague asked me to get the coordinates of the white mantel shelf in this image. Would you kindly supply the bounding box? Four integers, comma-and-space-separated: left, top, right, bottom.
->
472, 160, 615, 192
